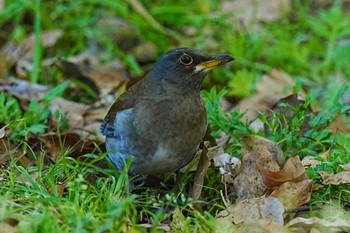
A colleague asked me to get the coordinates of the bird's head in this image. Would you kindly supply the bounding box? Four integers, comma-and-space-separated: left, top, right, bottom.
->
145, 48, 234, 93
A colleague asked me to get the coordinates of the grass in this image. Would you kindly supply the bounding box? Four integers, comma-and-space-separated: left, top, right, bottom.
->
0, 0, 350, 232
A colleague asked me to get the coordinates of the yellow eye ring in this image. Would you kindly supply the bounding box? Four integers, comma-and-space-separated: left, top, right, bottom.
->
179, 54, 193, 65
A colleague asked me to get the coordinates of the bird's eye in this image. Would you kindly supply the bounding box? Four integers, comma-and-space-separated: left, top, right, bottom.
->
179, 54, 193, 65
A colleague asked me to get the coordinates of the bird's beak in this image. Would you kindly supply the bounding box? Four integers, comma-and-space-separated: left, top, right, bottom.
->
195, 54, 234, 72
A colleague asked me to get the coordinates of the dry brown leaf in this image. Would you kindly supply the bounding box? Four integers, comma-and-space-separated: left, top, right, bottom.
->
49, 97, 89, 129
231, 149, 267, 200
264, 94, 313, 136
286, 217, 350, 232
318, 171, 350, 185
238, 69, 298, 122
190, 142, 211, 201
0, 222, 16, 233
257, 156, 307, 188
270, 179, 312, 209
49, 181, 68, 197
0, 51, 7, 79
38, 132, 102, 160
220, 0, 290, 29
339, 162, 350, 171
89, 72, 125, 96
302, 146, 333, 168
0, 124, 8, 139
240, 135, 284, 166
61, 51, 128, 96
217, 196, 285, 225
0, 78, 49, 101
0, 138, 26, 166
328, 114, 350, 133
2, 30, 63, 64
302, 156, 322, 169
0, 0, 4, 10
235, 219, 285, 233
232, 136, 283, 200
16, 172, 38, 187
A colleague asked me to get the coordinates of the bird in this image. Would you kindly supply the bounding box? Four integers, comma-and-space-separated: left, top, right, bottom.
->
101, 48, 234, 175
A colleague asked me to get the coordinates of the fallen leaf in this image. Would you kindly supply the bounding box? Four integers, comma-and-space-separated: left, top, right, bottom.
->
238, 69, 298, 122
0, 222, 16, 233
257, 156, 307, 188
16, 172, 38, 187
318, 171, 350, 185
235, 219, 285, 233
301, 156, 322, 169
240, 135, 284, 166
339, 162, 350, 171
0, 138, 26, 166
0, 78, 48, 102
37, 132, 103, 160
286, 217, 350, 232
270, 179, 313, 209
49, 181, 68, 197
264, 94, 313, 136
0, 51, 7, 79
89, 72, 125, 96
49, 97, 89, 128
232, 136, 282, 200
0, 124, 8, 139
220, 0, 291, 29
58, 51, 128, 96
190, 141, 211, 201
0, 0, 4, 9
217, 196, 285, 225
231, 149, 267, 200
2, 30, 63, 62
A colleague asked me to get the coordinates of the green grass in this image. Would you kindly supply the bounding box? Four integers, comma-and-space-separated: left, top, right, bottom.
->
0, 0, 350, 232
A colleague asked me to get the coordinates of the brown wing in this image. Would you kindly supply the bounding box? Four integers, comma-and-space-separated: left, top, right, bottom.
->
100, 89, 137, 137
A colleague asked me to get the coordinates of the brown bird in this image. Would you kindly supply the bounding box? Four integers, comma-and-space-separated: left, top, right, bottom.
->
101, 48, 234, 175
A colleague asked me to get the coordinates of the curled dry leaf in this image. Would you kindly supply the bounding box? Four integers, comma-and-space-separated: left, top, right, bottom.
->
232, 136, 282, 201
270, 179, 313, 209
217, 196, 285, 225
257, 156, 307, 188
318, 171, 350, 185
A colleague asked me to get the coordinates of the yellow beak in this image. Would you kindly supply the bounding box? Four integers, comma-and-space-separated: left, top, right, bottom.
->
195, 54, 234, 72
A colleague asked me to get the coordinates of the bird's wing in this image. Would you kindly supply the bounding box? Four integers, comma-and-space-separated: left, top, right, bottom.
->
100, 90, 137, 137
